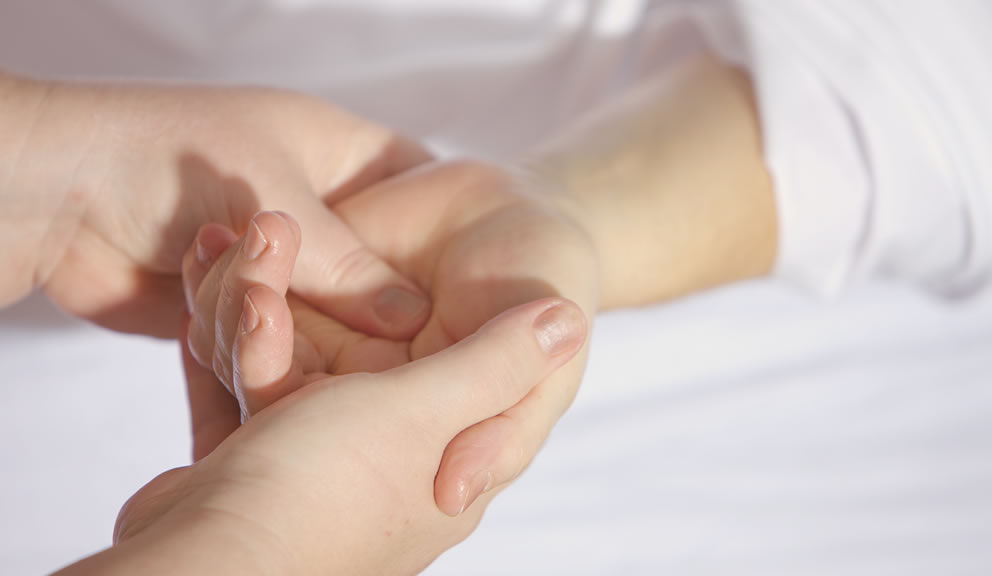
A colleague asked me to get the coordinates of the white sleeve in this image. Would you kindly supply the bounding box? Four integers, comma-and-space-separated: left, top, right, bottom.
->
692, 0, 992, 296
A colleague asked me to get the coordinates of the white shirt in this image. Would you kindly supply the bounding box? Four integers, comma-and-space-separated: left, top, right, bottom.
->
1, 1, 991, 574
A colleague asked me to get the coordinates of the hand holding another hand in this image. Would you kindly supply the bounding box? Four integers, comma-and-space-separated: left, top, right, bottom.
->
96, 297, 586, 576
186, 160, 601, 515
3, 71, 432, 339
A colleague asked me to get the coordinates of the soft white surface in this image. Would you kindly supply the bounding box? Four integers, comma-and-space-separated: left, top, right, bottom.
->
2, 1, 992, 574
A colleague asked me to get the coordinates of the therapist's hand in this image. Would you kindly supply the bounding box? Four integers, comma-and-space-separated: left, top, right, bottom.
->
188, 161, 600, 515
339, 161, 601, 515
0, 70, 430, 339
58, 298, 587, 576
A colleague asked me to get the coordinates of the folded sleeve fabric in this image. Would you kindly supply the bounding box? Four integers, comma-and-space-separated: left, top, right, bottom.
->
693, 0, 992, 297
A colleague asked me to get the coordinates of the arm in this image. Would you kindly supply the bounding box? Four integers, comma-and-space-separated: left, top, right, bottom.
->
537, 0, 992, 307
0, 70, 87, 307
531, 53, 777, 310
54, 510, 285, 576
545, 1, 992, 305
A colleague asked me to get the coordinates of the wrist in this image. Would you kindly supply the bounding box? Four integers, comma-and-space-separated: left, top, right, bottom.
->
517, 163, 606, 311
0, 72, 94, 307
527, 54, 777, 309
0, 71, 49, 305
58, 490, 294, 576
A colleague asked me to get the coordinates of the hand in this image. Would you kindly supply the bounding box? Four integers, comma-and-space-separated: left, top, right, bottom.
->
2, 71, 431, 339
188, 160, 600, 515
72, 298, 587, 576
338, 160, 601, 515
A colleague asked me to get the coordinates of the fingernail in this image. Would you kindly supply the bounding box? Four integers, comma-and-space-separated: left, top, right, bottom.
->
374, 286, 428, 327
241, 293, 260, 334
458, 470, 493, 516
242, 218, 268, 260
533, 302, 586, 356
195, 236, 212, 266
195, 226, 229, 266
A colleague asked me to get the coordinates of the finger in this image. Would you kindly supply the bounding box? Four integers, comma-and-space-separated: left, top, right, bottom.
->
387, 297, 587, 441
288, 201, 431, 341
274, 124, 433, 339
232, 285, 306, 417
209, 211, 300, 393
182, 223, 238, 315
186, 211, 299, 381
433, 354, 586, 516
186, 226, 251, 369
181, 314, 240, 462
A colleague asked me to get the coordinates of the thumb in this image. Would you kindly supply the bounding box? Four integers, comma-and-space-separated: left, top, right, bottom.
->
287, 199, 431, 340
385, 297, 588, 441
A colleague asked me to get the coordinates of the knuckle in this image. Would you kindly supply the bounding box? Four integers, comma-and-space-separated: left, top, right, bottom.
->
323, 244, 380, 289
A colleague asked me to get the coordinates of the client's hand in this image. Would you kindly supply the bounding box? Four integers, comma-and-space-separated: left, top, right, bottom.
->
187, 160, 600, 515
4, 72, 430, 339
62, 298, 585, 576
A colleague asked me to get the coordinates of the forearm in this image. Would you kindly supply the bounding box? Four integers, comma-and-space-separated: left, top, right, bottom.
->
0, 70, 95, 308
54, 507, 290, 576
532, 54, 777, 310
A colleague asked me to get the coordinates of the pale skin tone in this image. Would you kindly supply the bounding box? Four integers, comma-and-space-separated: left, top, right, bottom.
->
1, 53, 776, 574
62, 298, 590, 576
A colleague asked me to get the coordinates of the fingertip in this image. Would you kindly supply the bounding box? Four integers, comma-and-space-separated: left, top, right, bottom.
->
434, 420, 509, 517
237, 285, 292, 344
531, 298, 588, 360
240, 289, 261, 335
372, 284, 431, 338
438, 469, 493, 518
271, 211, 302, 247
249, 210, 302, 257
287, 204, 429, 340
183, 223, 236, 313
232, 285, 301, 416
196, 223, 238, 266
